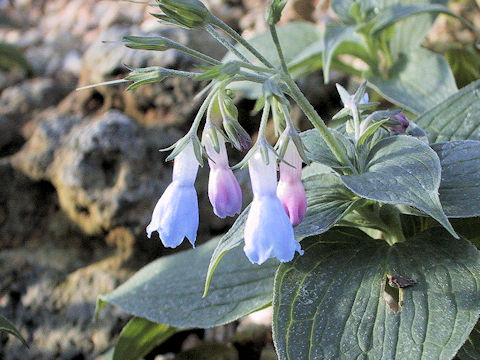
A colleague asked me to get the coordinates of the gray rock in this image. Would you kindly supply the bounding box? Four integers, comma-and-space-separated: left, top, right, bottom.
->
0, 242, 131, 360
74, 25, 224, 127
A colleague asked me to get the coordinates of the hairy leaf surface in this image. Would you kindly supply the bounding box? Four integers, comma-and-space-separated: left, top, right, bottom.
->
273, 228, 480, 360
98, 237, 277, 328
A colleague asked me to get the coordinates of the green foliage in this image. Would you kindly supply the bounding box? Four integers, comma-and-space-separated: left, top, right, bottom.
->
367, 48, 457, 114
446, 46, 480, 88
457, 320, 480, 360
415, 80, 480, 143
225, 22, 323, 98
273, 228, 480, 360
340, 135, 456, 237
112, 317, 177, 360
97, 237, 276, 328
433, 141, 480, 218
0, 314, 28, 347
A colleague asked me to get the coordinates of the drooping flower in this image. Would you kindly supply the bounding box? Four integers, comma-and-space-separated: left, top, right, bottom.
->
276, 141, 307, 226
243, 148, 304, 265
204, 131, 242, 218
388, 113, 410, 134
146, 142, 199, 248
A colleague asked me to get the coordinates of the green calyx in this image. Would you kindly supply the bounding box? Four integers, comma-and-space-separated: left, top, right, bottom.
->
157, 0, 212, 28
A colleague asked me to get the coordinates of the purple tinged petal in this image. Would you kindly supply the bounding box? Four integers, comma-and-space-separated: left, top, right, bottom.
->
277, 141, 307, 226
146, 142, 199, 248
205, 132, 243, 218
208, 168, 242, 218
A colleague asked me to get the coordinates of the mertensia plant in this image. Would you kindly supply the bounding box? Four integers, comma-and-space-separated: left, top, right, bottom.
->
91, 1, 480, 359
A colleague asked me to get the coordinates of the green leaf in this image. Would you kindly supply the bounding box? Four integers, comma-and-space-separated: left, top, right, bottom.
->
300, 129, 355, 171
446, 46, 480, 89
273, 227, 480, 360
0, 43, 30, 72
368, 48, 457, 114
322, 24, 357, 83
113, 317, 177, 360
0, 314, 28, 347
330, 0, 356, 24
432, 140, 480, 218
225, 22, 322, 99
340, 135, 457, 237
97, 237, 277, 328
451, 218, 480, 247
415, 79, 480, 143
204, 172, 360, 296
387, 0, 448, 58
457, 319, 480, 360
370, 3, 466, 35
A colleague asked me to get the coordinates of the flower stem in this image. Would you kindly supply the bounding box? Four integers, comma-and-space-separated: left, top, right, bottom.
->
267, 24, 351, 168
211, 16, 275, 69
205, 24, 252, 64
282, 75, 351, 168
269, 25, 288, 74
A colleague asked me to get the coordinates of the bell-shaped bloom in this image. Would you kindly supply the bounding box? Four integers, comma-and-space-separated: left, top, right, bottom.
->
146, 142, 199, 248
276, 141, 307, 226
243, 148, 304, 265
205, 133, 242, 218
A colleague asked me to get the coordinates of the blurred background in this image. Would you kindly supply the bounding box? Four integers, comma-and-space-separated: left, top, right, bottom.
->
0, 0, 479, 359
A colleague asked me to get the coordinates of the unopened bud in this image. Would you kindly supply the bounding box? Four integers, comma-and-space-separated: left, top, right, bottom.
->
223, 118, 252, 152
265, 0, 287, 25
157, 0, 212, 28
387, 113, 410, 134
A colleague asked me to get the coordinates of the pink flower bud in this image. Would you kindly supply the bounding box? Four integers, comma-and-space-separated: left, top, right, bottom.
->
205, 133, 242, 218
277, 141, 307, 226
388, 113, 410, 134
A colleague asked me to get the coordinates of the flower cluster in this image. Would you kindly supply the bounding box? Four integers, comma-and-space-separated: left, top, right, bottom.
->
147, 130, 307, 265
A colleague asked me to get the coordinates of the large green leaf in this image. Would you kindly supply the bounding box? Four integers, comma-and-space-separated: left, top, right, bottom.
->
331, 0, 355, 24
322, 24, 357, 83
432, 141, 480, 218
113, 317, 177, 360
204, 172, 360, 295
97, 237, 277, 328
446, 46, 480, 88
370, 3, 464, 35
415, 80, 480, 143
340, 135, 457, 237
368, 48, 457, 114
0, 314, 27, 347
457, 320, 480, 360
225, 22, 322, 99
388, 0, 448, 58
273, 227, 480, 360
301, 128, 355, 171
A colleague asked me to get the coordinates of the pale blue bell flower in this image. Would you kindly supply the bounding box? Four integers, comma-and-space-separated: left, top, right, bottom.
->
243, 148, 304, 265
146, 142, 199, 248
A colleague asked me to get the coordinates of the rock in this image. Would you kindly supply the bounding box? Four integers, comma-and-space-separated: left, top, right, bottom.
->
73, 25, 225, 127
0, 78, 73, 155
231, 323, 270, 360
0, 242, 131, 360
43, 110, 176, 235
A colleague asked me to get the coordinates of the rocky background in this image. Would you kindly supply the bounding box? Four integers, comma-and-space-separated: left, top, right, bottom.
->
0, 0, 478, 359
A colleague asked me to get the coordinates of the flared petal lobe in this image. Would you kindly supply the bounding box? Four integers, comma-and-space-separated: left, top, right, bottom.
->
277, 141, 307, 226
205, 133, 242, 218
146, 142, 199, 247
243, 149, 303, 265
